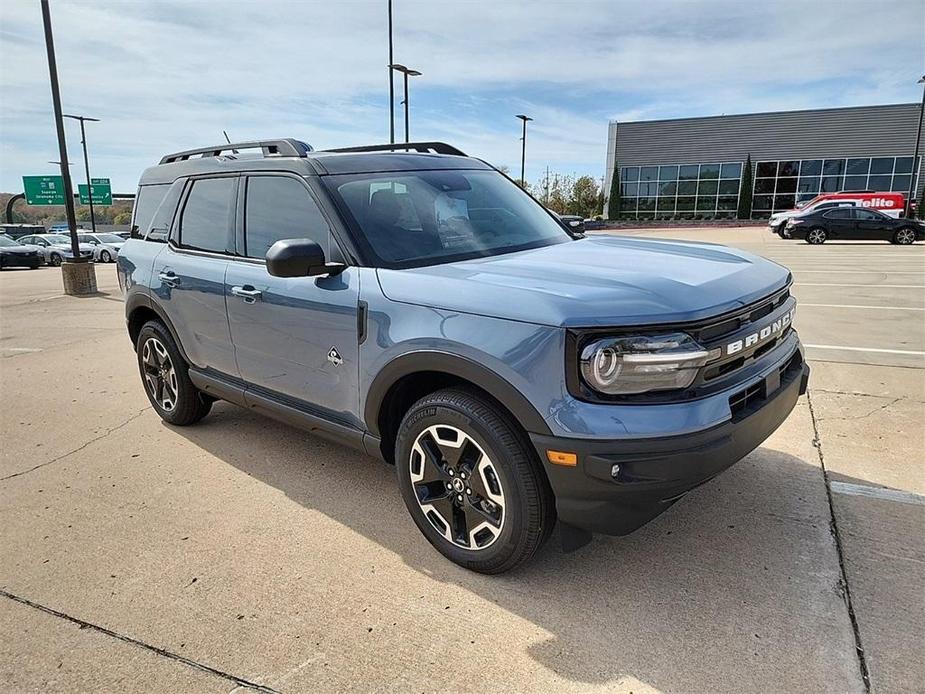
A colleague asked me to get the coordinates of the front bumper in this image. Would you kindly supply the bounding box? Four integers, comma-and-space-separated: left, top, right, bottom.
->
0, 254, 42, 268
530, 355, 809, 537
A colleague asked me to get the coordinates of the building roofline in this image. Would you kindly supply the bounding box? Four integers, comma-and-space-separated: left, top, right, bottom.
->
608, 102, 918, 126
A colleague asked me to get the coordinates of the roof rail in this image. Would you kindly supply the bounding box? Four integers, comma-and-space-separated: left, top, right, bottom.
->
158, 139, 313, 165
323, 141, 467, 156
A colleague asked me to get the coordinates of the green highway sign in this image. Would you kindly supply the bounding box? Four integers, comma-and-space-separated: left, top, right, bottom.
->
78, 178, 112, 206
23, 175, 66, 206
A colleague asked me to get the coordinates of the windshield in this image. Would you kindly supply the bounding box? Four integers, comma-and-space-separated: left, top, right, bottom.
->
0, 236, 18, 247
94, 233, 124, 243
324, 169, 570, 268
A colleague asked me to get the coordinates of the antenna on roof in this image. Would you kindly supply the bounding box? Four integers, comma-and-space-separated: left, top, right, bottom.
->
223, 130, 238, 154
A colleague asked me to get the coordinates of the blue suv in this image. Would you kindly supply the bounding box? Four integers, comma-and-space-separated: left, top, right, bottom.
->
119, 139, 809, 573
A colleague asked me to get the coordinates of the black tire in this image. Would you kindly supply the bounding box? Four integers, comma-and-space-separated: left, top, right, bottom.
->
100, 249, 112, 262
805, 227, 827, 244
135, 320, 212, 426
395, 388, 556, 574
893, 227, 917, 245
50, 253, 63, 266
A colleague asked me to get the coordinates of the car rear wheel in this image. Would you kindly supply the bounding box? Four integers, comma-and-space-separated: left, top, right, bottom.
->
395, 388, 555, 574
50, 253, 63, 266
806, 228, 827, 244
136, 320, 212, 426
893, 227, 917, 245
100, 249, 112, 262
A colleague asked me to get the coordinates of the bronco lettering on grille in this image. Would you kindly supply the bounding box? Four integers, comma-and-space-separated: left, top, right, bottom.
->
726, 307, 795, 356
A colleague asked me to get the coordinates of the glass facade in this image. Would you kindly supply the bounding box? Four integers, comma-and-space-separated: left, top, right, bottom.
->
751, 156, 921, 217
619, 162, 742, 219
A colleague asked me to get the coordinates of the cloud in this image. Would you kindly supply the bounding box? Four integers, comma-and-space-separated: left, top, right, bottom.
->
0, 0, 922, 192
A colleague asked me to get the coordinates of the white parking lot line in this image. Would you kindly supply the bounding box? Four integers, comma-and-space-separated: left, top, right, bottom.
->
788, 270, 925, 274
799, 304, 925, 311
794, 283, 925, 288
830, 482, 925, 507
804, 344, 925, 356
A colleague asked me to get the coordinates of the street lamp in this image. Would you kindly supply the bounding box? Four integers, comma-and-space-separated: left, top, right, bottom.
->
907, 75, 925, 218
389, 64, 422, 144
515, 114, 533, 186
63, 114, 100, 233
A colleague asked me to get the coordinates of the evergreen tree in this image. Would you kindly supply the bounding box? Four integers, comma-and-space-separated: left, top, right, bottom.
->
608, 164, 620, 219
737, 154, 753, 219
917, 178, 924, 219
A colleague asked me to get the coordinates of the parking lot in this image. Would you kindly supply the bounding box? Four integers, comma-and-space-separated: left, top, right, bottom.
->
1, 227, 922, 693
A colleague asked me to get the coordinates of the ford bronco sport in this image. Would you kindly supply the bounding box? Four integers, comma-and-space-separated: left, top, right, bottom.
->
120, 139, 809, 573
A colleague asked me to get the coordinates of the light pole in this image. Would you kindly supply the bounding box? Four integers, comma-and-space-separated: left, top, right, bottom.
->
41, 0, 80, 260
906, 75, 925, 218
388, 0, 395, 144
515, 114, 533, 186
64, 114, 100, 234
389, 63, 421, 144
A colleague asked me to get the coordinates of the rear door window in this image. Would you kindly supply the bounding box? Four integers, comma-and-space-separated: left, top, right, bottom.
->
178, 178, 236, 254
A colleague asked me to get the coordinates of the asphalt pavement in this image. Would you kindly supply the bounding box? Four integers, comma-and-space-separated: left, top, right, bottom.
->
1, 228, 921, 693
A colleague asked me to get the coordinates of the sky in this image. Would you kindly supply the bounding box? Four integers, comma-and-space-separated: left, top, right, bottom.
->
0, 0, 923, 193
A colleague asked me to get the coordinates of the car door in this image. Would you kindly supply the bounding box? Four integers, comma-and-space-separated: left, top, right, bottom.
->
854, 209, 889, 240
225, 173, 361, 427
152, 175, 240, 377
821, 208, 854, 238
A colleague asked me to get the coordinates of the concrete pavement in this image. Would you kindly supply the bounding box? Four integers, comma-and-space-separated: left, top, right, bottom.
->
1, 230, 921, 692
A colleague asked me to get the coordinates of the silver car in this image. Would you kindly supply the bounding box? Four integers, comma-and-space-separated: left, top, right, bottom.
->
16, 234, 94, 266
77, 232, 125, 263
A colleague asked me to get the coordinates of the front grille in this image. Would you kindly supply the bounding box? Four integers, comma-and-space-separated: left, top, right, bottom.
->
566, 285, 797, 404
729, 350, 803, 420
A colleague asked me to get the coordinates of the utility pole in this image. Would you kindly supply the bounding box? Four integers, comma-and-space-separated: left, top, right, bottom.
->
544, 166, 550, 205
63, 114, 100, 234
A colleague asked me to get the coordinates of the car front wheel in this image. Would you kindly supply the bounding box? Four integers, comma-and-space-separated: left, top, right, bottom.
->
894, 227, 917, 245
806, 228, 827, 244
100, 249, 112, 262
50, 253, 63, 266
395, 388, 555, 574
136, 320, 212, 426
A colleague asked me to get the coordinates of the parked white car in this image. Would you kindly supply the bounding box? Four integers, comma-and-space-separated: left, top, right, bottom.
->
16, 234, 95, 266
77, 232, 125, 263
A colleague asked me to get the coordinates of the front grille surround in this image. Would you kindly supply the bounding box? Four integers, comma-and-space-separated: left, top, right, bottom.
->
565, 286, 797, 405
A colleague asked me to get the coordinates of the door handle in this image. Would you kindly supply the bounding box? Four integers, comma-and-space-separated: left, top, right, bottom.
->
158, 271, 179, 287
231, 285, 262, 302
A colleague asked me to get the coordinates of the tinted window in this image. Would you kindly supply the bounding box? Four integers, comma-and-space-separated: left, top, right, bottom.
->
178, 178, 235, 253
824, 209, 853, 219
855, 209, 883, 220
131, 184, 171, 236
147, 180, 185, 242
244, 176, 330, 259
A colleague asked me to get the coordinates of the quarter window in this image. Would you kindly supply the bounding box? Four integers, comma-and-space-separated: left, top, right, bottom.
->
178, 178, 235, 254
244, 176, 330, 259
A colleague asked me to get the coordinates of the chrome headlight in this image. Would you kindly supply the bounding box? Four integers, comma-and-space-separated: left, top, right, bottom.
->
579, 332, 710, 395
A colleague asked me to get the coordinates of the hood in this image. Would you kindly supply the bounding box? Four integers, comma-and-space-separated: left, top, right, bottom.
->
376, 236, 790, 328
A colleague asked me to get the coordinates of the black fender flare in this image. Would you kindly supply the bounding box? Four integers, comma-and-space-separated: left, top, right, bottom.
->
125, 291, 192, 364
364, 351, 552, 437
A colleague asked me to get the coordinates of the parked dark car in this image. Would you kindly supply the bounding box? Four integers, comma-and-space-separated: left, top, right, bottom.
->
786, 207, 924, 244
0, 235, 43, 269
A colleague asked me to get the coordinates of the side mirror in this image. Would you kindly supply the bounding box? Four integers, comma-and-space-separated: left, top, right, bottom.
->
265, 238, 345, 278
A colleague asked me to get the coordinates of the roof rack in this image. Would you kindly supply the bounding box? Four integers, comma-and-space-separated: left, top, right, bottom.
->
323, 141, 467, 156
159, 139, 313, 165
